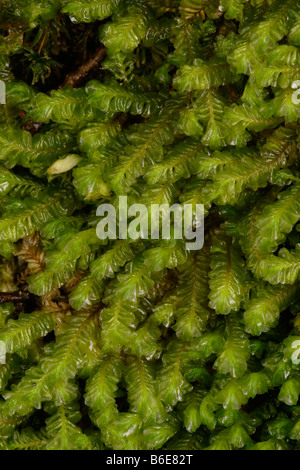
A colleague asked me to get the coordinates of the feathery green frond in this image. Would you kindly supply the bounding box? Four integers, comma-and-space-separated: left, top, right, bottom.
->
213, 313, 250, 378
0, 188, 77, 243
244, 283, 299, 335
0, 312, 54, 354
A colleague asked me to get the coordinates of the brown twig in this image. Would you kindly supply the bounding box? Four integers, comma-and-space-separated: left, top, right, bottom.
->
60, 46, 107, 88
19, 46, 107, 137
17, 233, 45, 278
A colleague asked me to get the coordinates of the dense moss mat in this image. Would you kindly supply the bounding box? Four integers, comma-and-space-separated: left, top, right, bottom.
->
0, 0, 300, 450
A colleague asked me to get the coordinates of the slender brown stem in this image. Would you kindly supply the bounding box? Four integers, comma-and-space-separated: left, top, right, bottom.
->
60, 46, 107, 88
38, 23, 51, 55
